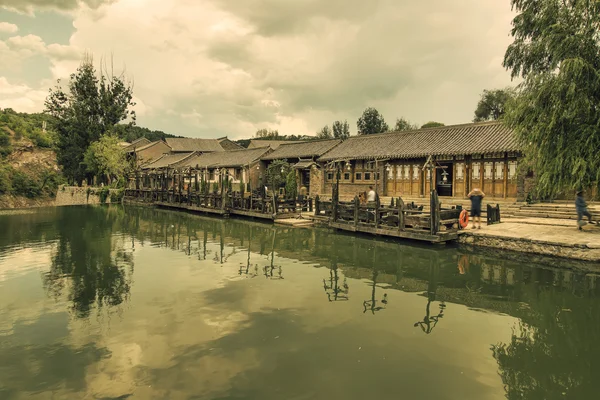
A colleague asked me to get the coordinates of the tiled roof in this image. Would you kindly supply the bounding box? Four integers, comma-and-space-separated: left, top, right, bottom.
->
124, 137, 151, 152
165, 137, 224, 152
247, 139, 305, 150
319, 121, 520, 161
172, 147, 271, 169
134, 140, 168, 152
141, 152, 197, 170
260, 139, 342, 161
293, 159, 317, 169
218, 137, 244, 151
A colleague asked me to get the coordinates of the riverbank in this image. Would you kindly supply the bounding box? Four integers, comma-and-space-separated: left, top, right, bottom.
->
458, 217, 600, 262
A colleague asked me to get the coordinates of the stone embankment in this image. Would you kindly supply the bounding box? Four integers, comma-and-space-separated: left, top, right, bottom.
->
54, 186, 121, 206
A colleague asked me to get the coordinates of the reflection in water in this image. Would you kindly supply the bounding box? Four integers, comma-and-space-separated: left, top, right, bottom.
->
1, 206, 600, 399
323, 261, 349, 302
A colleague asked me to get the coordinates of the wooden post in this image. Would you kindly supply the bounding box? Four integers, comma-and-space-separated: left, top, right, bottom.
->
178, 172, 183, 203
497, 203, 501, 223
315, 195, 320, 215
354, 195, 359, 227
273, 194, 278, 215
187, 171, 192, 205
171, 172, 176, 203
398, 196, 405, 231
374, 193, 380, 228
430, 190, 439, 235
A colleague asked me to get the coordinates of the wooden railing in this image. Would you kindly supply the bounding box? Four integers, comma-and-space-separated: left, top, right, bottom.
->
487, 204, 501, 225
315, 194, 461, 234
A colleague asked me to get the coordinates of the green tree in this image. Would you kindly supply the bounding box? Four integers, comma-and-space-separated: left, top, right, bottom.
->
473, 88, 516, 122
285, 170, 297, 199
255, 128, 280, 138
421, 121, 445, 129
503, 0, 600, 197
83, 133, 127, 185
45, 55, 136, 185
357, 107, 389, 135
317, 125, 333, 139
265, 160, 290, 192
332, 120, 350, 139
394, 117, 418, 131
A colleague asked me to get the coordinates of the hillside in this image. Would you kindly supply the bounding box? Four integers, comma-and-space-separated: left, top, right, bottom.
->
0, 108, 181, 208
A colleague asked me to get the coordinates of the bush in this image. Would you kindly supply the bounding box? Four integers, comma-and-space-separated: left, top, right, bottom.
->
110, 188, 124, 203
0, 164, 11, 194
212, 182, 219, 193
28, 129, 53, 148
0, 131, 11, 157
99, 187, 110, 204
11, 170, 42, 198
285, 170, 297, 199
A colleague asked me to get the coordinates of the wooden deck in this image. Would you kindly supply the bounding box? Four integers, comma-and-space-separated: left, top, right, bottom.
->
155, 201, 228, 216
329, 221, 458, 243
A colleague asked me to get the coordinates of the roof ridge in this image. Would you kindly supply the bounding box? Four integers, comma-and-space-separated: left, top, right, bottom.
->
277, 138, 341, 146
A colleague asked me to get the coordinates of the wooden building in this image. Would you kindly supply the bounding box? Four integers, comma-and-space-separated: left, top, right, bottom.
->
260, 139, 342, 197
126, 140, 172, 166
247, 139, 306, 150
165, 137, 226, 154
318, 121, 521, 200
217, 136, 244, 151
169, 147, 272, 191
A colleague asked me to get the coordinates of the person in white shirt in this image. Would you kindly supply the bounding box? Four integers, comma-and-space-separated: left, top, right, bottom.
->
367, 186, 376, 203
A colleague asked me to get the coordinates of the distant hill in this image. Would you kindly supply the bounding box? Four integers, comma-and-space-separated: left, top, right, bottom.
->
112, 124, 182, 144
235, 135, 315, 148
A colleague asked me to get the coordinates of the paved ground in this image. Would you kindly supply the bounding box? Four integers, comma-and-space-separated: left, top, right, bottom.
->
465, 217, 600, 249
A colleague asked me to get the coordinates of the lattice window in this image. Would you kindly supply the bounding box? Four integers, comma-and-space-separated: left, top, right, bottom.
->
456, 163, 464, 180
396, 165, 403, 179
495, 162, 504, 180
484, 162, 493, 180
472, 162, 480, 179
508, 161, 517, 180
412, 165, 419, 180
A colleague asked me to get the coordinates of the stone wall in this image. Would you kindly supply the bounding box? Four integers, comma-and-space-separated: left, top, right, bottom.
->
309, 166, 323, 198
458, 232, 600, 262
54, 185, 120, 206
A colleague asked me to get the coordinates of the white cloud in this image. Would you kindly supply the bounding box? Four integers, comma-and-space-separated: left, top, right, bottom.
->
0, 22, 18, 33
2, 0, 518, 138
0, 77, 47, 112
6, 34, 46, 52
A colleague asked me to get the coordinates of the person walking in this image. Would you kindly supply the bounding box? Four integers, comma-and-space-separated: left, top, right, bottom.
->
367, 186, 376, 203
467, 188, 485, 229
576, 190, 594, 230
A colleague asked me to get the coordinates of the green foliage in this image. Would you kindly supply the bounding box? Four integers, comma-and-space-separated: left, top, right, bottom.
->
503, 0, 600, 197
83, 133, 127, 185
285, 170, 297, 199
45, 56, 136, 184
212, 181, 219, 194
255, 128, 280, 138
0, 108, 55, 149
0, 161, 64, 198
317, 125, 333, 139
332, 120, 351, 139
98, 187, 110, 204
266, 160, 291, 191
393, 117, 419, 131
0, 129, 11, 157
239, 182, 245, 196
112, 124, 180, 143
421, 121, 445, 129
473, 88, 516, 122
357, 107, 389, 135
110, 188, 124, 203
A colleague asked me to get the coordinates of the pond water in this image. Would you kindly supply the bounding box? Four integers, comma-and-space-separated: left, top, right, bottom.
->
0, 206, 599, 400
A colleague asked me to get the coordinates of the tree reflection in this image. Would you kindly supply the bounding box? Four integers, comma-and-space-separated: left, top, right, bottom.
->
363, 268, 389, 314
43, 207, 133, 318
414, 254, 445, 334
492, 283, 600, 399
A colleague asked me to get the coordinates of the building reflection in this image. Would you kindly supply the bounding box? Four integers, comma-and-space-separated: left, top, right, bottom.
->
363, 268, 389, 314
323, 261, 349, 302
413, 255, 445, 334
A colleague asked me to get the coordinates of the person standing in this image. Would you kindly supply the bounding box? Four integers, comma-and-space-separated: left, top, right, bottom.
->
467, 188, 485, 229
576, 190, 594, 230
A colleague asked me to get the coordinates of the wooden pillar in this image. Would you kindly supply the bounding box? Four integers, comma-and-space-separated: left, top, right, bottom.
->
374, 193, 380, 228
353, 195, 359, 227
187, 171, 192, 205
503, 154, 508, 199
398, 196, 405, 231
430, 191, 440, 235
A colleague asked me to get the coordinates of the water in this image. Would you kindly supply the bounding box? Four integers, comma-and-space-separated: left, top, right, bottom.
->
0, 206, 599, 400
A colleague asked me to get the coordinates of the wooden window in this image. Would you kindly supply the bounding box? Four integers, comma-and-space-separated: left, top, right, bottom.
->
343, 172, 350, 180
326, 172, 333, 181
235, 168, 242, 180
472, 154, 482, 159
494, 162, 504, 179
456, 163, 464, 180
508, 161, 517, 180
412, 165, 419, 180
366, 161, 375, 170
456, 154, 465, 160
472, 162, 480, 179
355, 172, 362, 181
396, 166, 403, 179
364, 172, 372, 180
484, 162, 493, 180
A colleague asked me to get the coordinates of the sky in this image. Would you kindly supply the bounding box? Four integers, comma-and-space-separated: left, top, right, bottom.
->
0, 0, 517, 139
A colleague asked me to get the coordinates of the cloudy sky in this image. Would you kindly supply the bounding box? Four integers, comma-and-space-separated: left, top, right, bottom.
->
0, 0, 516, 139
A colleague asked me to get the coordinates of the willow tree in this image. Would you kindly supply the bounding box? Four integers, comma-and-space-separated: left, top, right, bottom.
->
503, 0, 600, 197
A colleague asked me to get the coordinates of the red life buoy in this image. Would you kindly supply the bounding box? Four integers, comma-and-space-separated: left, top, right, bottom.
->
459, 209, 469, 229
